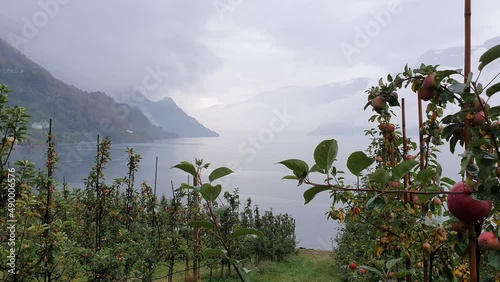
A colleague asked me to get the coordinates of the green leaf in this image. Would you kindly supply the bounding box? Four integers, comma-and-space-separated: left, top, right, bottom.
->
448, 82, 466, 94
386, 258, 402, 271
202, 248, 226, 258
232, 227, 265, 238
278, 159, 309, 180
309, 164, 325, 174
486, 82, 500, 97
179, 183, 196, 190
489, 105, 500, 119
236, 265, 252, 282
488, 249, 500, 270
282, 175, 298, 180
303, 186, 331, 205
189, 220, 215, 230
313, 139, 338, 172
366, 195, 386, 209
200, 183, 222, 202
469, 138, 492, 149
467, 163, 479, 178
418, 185, 442, 203
435, 69, 461, 84
479, 44, 500, 70
416, 169, 435, 183
209, 167, 234, 183
213, 206, 230, 217
347, 151, 374, 176
440, 177, 456, 186
370, 168, 389, 186
172, 161, 197, 178
360, 265, 383, 277
442, 123, 460, 140
392, 160, 419, 180
392, 270, 416, 279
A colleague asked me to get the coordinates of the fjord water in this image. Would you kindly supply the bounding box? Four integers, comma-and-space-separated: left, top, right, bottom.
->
15, 135, 367, 249
14, 132, 461, 249
16, 134, 364, 249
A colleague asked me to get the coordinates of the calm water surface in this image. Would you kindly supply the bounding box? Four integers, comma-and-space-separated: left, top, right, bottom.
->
13, 132, 461, 249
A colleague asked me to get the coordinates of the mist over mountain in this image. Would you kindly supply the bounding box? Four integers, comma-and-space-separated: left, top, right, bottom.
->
0, 38, 221, 142
2, 33, 499, 143
114, 92, 219, 138
196, 36, 500, 138
0, 38, 178, 143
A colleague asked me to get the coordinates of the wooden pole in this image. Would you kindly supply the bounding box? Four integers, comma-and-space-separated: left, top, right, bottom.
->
401, 99, 412, 282
418, 97, 429, 282
463, 1, 479, 281
154, 156, 158, 196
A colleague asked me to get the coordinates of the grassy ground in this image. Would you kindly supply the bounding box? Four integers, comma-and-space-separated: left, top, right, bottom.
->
3, 249, 341, 281
153, 249, 341, 282
246, 249, 340, 282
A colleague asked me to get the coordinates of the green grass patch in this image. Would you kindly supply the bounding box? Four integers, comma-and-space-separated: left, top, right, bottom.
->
150, 249, 341, 282
247, 249, 340, 282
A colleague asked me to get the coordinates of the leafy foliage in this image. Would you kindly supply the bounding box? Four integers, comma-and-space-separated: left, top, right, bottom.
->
281, 45, 500, 281
0, 90, 296, 281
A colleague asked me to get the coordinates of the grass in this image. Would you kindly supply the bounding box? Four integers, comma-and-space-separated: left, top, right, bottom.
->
3, 249, 341, 281
152, 249, 341, 282
247, 249, 340, 282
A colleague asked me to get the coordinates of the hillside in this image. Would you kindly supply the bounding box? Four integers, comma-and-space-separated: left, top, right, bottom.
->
124, 93, 219, 138
0, 38, 178, 143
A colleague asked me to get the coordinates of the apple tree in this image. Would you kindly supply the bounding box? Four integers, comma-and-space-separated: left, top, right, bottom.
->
281, 45, 500, 282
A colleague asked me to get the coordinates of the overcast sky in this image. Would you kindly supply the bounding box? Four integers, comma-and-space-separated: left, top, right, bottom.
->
1, 0, 500, 133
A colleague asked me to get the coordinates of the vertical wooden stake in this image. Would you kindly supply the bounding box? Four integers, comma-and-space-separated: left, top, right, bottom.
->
418, 96, 428, 282
401, 99, 413, 282
154, 156, 158, 196
463, 1, 479, 281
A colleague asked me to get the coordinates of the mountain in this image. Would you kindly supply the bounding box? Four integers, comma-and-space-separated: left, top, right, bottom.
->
415, 36, 500, 69
0, 38, 178, 143
309, 37, 500, 136
197, 77, 372, 135
122, 93, 218, 138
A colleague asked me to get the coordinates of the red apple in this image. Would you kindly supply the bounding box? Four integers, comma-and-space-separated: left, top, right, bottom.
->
372, 96, 386, 111
386, 123, 395, 133
478, 231, 500, 250
446, 182, 492, 223
406, 155, 414, 161
418, 74, 437, 101
475, 97, 486, 111
378, 122, 388, 131
470, 111, 486, 126
359, 268, 367, 275
349, 261, 357, 270
390, 91, 398, 99
390, 181, 399, 188
376, 156, 383, 163
422, 242, 431, 252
